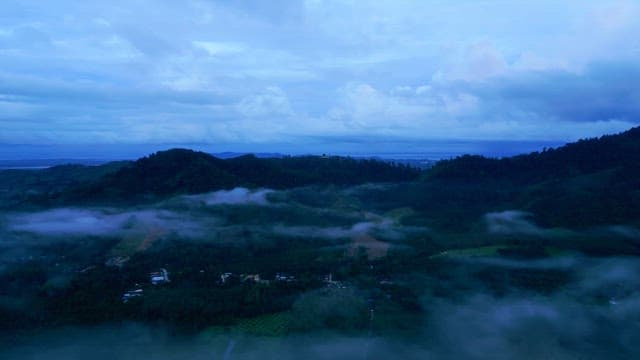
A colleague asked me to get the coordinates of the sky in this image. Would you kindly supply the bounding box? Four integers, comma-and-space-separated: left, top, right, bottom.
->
1, 0, 639, 157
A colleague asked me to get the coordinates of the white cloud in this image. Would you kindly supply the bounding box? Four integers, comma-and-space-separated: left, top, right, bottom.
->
329, 83, 431, 128
0, 0, 638, 147
485, 210, 543, 235
433, 41, 508, 83
192, 41, 247, 56
237, 86, 293, 118
512, 52, 572, 72
7, 208, 203, 237
588, 0, 640, 32
185, 188, 273, 206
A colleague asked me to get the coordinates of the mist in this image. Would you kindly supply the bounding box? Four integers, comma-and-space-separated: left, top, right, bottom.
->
184, 188, 274, 206
484, 210, 559, 237
3, 255, 640, 359
6, 208, 205, 238
272, 218, 406, 240
1, 186, 639, 359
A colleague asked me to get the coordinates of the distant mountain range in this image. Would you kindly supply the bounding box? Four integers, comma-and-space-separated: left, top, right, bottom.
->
2, 127, 639, 230
0, 152, 432, 169
0, 152, 287, 169
0, 151, 417, 207
0, 159, 111, 169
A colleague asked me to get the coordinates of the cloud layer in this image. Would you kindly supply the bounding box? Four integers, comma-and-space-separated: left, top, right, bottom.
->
185, 188, 273, 206
7, 208, 203, 238
1, 1, 639, 150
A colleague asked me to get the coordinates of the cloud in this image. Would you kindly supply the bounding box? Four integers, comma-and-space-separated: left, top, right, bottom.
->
484, 210, 560, 237
185, 188, 274, 206
3, 256, 640, 358
480, 62, 640, 124
7, 208, 203, 238
588, 0, 640, 32
602, 225, 640, 240
316, 59, 640, 142
433, 41, 508, 82
485, 210, 538, 234
237, 87, 293, 118
0, 1, 639, 148
272, 222, 372, 240
272, 217, 414, 242
192, 41, 247, 56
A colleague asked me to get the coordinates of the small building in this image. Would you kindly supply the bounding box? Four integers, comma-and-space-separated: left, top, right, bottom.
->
220, 272, 234, 284
241, 274, 261, 283
323, 273, 334, 283
150, 268, 170, 285
275, 273, 296, 283
323, 273, 347, 289
121, 288, 143, 303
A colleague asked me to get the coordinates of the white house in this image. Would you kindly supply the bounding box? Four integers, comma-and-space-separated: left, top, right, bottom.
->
121, 289, 143, 303
150, 268, 170, 285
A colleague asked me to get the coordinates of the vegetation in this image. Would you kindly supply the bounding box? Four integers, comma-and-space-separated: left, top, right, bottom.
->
49, 150, 418, 205
1, 126, 640, 337
422, 126, 640, 228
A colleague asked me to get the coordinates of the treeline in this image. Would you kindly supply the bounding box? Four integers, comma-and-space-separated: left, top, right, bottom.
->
412, 126, 640, 229
427, 126, 640, 184
0, 162, 128, 209
44, 150, 419, 205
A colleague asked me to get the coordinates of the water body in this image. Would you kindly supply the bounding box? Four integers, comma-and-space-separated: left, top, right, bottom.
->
0, 139, 564, 168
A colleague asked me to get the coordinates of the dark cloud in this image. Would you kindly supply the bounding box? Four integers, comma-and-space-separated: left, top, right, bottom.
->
480, 62, 640, 124
0, 1, 638, 147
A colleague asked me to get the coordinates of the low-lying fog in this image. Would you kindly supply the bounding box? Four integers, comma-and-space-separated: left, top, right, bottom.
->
1, 187, 639, 359
3, 255, 639, 359
1, 187, 418, 249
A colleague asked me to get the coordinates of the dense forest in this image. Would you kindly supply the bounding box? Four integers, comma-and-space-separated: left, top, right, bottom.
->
1, 127, 639, 352
357, 126, 640, 231
0, 150, 419, 207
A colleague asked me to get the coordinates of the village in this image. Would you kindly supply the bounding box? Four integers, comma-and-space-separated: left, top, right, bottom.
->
121, 268, 353, 304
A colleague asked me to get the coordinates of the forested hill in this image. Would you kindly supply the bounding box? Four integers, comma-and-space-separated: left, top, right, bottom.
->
427, 126, 640, 183
4, 126, 640, 223
404, 126, 640, 229
45, 149, 419, 204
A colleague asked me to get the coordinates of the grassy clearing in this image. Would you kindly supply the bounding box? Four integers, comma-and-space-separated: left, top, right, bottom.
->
232, 312, 292, 336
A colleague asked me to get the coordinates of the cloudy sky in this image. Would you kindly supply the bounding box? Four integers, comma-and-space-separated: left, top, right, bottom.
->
1, 0, 639, 156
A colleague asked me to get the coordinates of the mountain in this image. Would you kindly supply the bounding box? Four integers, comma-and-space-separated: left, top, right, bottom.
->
36, 149, 419, 205
408, 126, 640, 229
427, 126, 640, 183
3, 127, 640, 227
0, 161, 129, 209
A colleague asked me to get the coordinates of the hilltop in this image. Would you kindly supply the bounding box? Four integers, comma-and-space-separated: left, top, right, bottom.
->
2, 126, 640, 227
26, 150, 419, 205
397, 126, 640, 229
